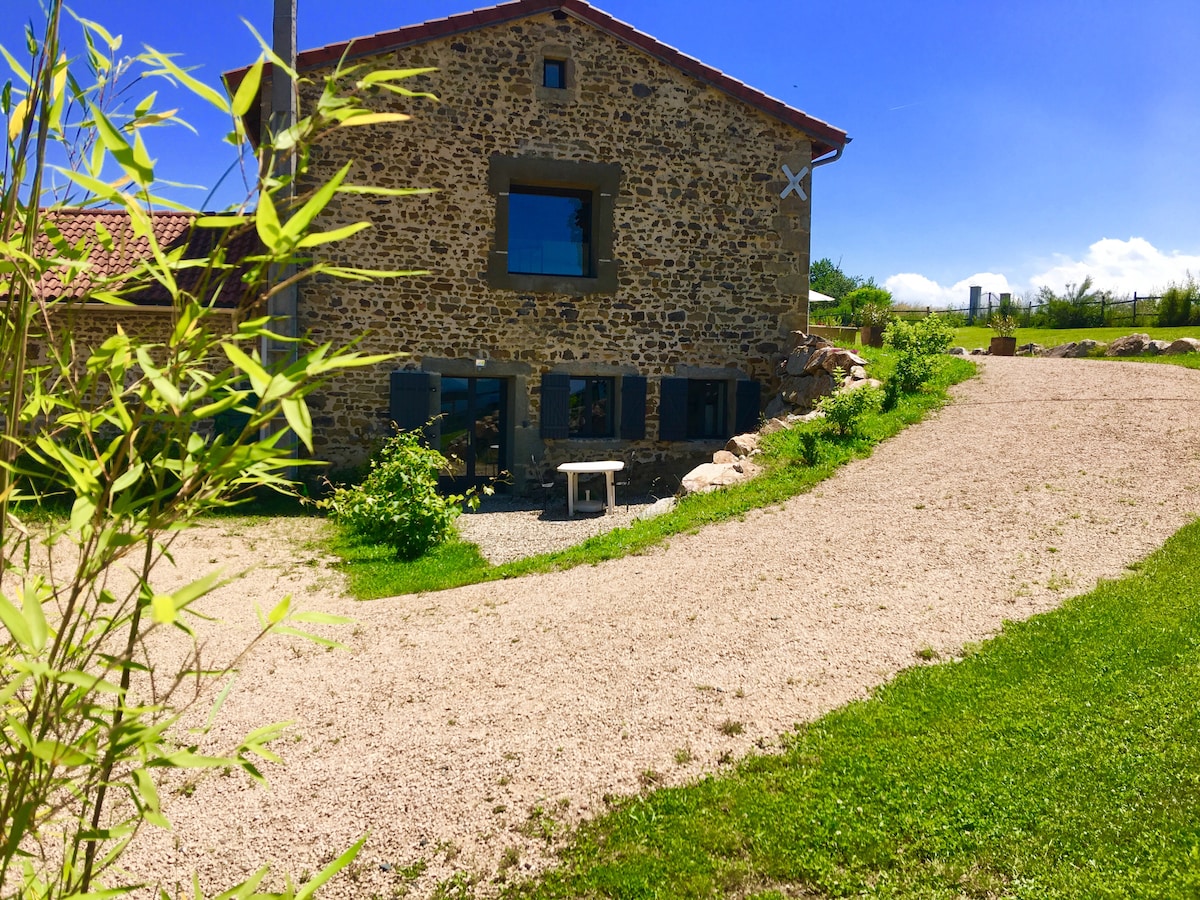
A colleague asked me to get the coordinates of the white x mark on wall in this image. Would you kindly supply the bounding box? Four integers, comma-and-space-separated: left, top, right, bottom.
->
779, 163, 809, 200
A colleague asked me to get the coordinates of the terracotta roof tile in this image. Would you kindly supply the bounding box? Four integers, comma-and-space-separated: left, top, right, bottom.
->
32, 208, 261, 308
225, 0, 849, 158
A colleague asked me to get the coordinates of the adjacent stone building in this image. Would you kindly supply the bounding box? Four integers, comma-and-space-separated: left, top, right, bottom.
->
231, 0, 850, 490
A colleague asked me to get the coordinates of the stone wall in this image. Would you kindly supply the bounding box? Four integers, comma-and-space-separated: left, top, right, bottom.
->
292, 10, 824, 482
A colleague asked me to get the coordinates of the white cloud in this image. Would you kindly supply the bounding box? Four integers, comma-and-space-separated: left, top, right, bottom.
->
884, 271, 1014, 308
883, 237, 1200, 308
1029, 237, 1200, 295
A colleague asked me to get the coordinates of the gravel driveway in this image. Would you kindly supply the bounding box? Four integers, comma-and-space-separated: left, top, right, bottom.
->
121, 356, 1200, 899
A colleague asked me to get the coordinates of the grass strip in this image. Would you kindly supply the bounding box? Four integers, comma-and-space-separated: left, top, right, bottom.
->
506, 516, 1200, 900
952, 324, 1200, 352
330, 354, 975, 600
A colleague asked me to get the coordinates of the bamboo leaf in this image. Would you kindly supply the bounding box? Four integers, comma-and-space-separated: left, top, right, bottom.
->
333, 111, 411, 127
294, 836, 367, 900
21, 582, 47, 653
280, 396, 313, 450
0, 592, 33, 650
281, 161, 352, 242
8, 96, 30, 141
151, 594, 175, 625
222, 342, 270, 395
356, 67, 436, 85
140, 48, 229, 112
231, 57, 263, 117
254, 189, 282, 251
267, 595, 290, 624
294, 221, 370, 249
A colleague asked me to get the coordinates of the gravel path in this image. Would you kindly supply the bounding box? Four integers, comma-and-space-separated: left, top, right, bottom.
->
121, 357, 1200, 899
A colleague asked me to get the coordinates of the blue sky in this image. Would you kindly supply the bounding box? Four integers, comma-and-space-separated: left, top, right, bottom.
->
7, 0, 1200, 306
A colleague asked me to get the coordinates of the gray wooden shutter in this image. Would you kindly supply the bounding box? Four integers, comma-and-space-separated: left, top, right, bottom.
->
540, 373, 570, 439
619, 375, 646, 440
734, 380, 761, 435
658, 377, 688, 441
389, 371, 437, 435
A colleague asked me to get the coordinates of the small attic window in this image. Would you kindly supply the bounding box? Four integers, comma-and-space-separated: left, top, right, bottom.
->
543, 58, 566, 89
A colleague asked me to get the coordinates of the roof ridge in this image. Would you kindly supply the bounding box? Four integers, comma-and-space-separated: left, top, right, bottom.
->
223, 0, 849, 157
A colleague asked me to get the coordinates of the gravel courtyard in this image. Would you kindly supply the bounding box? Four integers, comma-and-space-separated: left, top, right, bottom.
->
121, 356, 1200, 898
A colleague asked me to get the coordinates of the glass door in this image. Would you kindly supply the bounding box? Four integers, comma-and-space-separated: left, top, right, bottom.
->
438, 377, 506, 486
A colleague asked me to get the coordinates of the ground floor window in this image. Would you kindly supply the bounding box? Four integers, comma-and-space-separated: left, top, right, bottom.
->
568, 376, 614, 438
686, 379, 727, 439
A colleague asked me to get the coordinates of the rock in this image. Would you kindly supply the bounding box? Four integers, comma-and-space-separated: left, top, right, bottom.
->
786, 331, 832, 353
763, 394, 787, 420
1073, 339, 1104, 357
780, 371, 835, 407
1166, 337, 1200, 355
970, 348, 986, 355
712, 450, 737, 464
1045, 342, 1076, 359
1107, 333, 1151, 356
1147, 340, 1171, 355
838, 377, 884, 393
949, 346, 967, 355
635, 496, 676, 520
1017, 343, 1043, 356
784, 347, 815, 375
680, 461, 760, 496
725, 433, 759, 457
804, 346, 868, 376
849, 364, 868, 380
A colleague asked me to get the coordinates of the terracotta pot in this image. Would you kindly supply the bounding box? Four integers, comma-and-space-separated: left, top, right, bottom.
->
989, 335, 1017, 357
860, 325, 886, 348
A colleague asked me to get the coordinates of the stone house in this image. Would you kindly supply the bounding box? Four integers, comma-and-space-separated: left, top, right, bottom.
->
231, 0, 849, 490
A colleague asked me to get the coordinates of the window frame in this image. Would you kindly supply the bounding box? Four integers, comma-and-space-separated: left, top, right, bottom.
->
567, 375, 615, 439
685, 379, 728, 440
488, 155, 621, 294
543, 58, 567, 89
506, 185, 593, 278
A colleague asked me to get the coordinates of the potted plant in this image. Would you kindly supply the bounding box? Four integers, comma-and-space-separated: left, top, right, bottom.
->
858, 303, 893, 348
989, 314, 1018, 356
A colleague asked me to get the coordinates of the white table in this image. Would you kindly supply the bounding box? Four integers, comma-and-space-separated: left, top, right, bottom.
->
557, 460, 624, 516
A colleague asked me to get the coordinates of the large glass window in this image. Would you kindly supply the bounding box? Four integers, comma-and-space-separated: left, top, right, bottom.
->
568, 376, 614, 438
507, 186, 591, 277
686, 380, 727, 439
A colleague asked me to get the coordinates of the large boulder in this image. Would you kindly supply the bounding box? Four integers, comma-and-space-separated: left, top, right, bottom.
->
804, 346, 868, 376
780, 371, 835, 407
679, 459, 763, 496
725, 433, 760, 457
1166, 337, 1200, 355
1147, 340, 1172, 355
1045, 342, 1076, 359
1107, 333, 1151, 356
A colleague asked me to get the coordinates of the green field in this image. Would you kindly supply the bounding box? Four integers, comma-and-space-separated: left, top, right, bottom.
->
951, 324, 1200, 352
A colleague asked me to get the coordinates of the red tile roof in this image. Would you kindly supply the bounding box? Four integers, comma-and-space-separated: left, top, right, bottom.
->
33, 208, 260, 307
225, 0, 849, 159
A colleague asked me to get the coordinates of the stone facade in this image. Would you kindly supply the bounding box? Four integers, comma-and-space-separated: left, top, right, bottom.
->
281, 3, 847, 488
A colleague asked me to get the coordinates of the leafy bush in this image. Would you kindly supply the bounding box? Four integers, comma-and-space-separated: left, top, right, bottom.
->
819, 384, 884, 436
884, 314, 955, 392
989, 314, 1019, 338
1156, 278, 1198, 327
323, 430, 464, 559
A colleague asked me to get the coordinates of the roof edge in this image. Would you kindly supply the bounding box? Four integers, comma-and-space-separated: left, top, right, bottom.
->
223, 0, 849, 156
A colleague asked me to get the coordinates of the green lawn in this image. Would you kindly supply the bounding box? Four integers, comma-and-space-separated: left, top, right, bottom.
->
952, 323, 1200, 352
331, 353, 975, 600
506, 516, 1200, 900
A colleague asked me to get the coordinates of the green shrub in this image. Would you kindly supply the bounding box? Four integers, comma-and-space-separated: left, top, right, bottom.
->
1156, 278, 1197, 327
819, 384, 884, 436
884, 314, 955, 392
323, 430, 464, 559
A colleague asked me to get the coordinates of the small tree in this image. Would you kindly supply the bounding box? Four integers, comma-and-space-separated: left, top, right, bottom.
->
884, 314, 955, 393
1, 6, 431, 898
